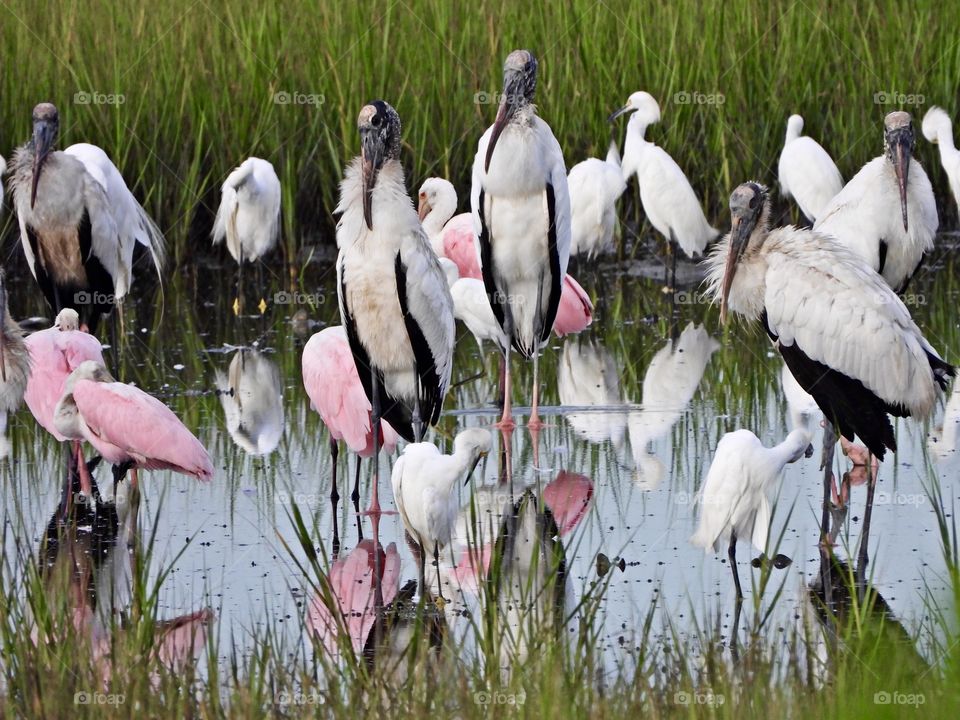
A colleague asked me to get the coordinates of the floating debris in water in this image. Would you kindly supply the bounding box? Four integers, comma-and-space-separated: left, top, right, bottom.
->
596, 553, 626, 577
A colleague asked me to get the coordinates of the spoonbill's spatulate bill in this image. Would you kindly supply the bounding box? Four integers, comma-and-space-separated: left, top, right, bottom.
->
922, 106, 960, 212
777, 114, 843, 223
815, 112, 938, 292
336, 100, 455, 512
470, 49, 571, 429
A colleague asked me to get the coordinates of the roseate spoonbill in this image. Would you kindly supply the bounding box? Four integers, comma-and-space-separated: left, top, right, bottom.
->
301, 326, 399, 504
777, 114, 844, 223
708, 181, 954, 578
542, 471, 593, 535
567, 141, 627, 258
53, 361, 214, 491
815, 112, 938, 292
470, 49, 571, 429
8, 104, 165, 333
212, 157, 281, 311
0, 273, 31, 456
336, 100, 455, 514
609, 91, 718, 287
922, 106, 960, 212
420, 176, 591, 338
215, 349, 284, 455
391, 427, 492, 599
691, 429, 809, 600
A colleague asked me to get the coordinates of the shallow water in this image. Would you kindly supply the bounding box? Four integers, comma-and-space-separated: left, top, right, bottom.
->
2, 237, 958, 678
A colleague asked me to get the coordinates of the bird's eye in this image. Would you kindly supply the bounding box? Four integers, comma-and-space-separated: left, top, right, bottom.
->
371, 114, 381, 127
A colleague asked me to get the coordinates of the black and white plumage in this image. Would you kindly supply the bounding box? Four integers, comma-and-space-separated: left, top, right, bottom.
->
777, 114, 843, 223
212, 157, 281, 264
336, 100, 455, 469
708, 182, 953, 461
470, 49, 571, 427
922, 106, 960, 213
8, 103, 165, 333
814, 112, 938, 292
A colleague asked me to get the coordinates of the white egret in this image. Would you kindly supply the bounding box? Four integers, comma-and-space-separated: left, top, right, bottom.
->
470, 49, 571, 429
609, 91, 718, 287
922, 106, 960, 212
8, 104, 165, 333
815, 112, 937, 292
567, 141, 627, 258
708, 181, 954, 576
691, 429, 810, 599
777, 114, 844, 223
336, 100, 455, 512
215, 349, 284, 456
391, 427, 492, 599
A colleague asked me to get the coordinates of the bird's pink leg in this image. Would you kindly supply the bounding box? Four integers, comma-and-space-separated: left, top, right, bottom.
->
495, 349, 515, 430
75, 441, 93, 499
528, 351, 545, 431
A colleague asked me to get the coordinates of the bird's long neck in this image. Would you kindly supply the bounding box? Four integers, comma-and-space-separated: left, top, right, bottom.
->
451, 445, 482, 484
936, 125, 957, 155
422, 194, 457, 239
771, 430, 809, 470
621, 117, 651, 178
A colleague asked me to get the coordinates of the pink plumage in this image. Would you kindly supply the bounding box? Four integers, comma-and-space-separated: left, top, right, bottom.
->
302, 326, 398, 456
72, 380, 213, 479
441, 214, 482, 280
543, 471, 594, 535
552, 275, 594, 337
24, 325, 104, 441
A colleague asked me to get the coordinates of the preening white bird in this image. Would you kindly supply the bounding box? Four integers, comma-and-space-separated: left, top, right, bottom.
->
450, 277, 507, 353
471, 49, 571, 429
212, 157, 281, 265
709, 181, 954, 572
8, 104, 165, 333
609, 91, 718, 283
391, 427, 492, 599
780, 362, 820, 437
567, 141, 627, 258
922, 106, 960, 212
690, 429, 810, 599
815, 111, 938, 292
336, 100, 455, 512
777, 114, 844, 223
215, 349, 284, 456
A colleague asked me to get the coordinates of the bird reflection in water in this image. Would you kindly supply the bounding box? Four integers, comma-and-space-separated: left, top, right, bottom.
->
216, 348, 284, 456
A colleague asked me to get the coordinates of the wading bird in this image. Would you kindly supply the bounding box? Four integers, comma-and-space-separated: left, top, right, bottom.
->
391, 427, 491, 600
777, 114, 844, 223
609, 91, 718, 287
302, 326, 399, 504
0, 273, 32, 456
815, 112, 937, 292
8, 104, 165, 333
215, 349, 284, 456
691, 429, 809, 600
922, 106, 960, 212
470, 50, 571, 428
336, 101, 455, 512
567, 141, 627, 258
212, 157, 281, 311
54, 360, 214, 491
708, 181, 954, 578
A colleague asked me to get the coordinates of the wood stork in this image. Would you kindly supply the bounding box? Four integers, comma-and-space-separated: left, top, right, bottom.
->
777, 114, 844, 224
336, 100, 455, 513
691, 429, 809, 599
708, 181, 954, 576
8, 103, 165, 333
567, 141, 627, 258
391, 427, 491, 599
815, 112, 938, 292
470, 49, 571, 429
212, 157, 281, 311
0, 272, 31, 457
609, 91, 718, 287
922, 106, 960, 212
215, 349, 284, 456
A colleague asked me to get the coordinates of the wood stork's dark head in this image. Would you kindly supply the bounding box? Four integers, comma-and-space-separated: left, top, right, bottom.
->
883, 111, 914, 232
721, 181, 768, 324
485, 49, 538, 172
30, 102, 59, 209
358, 100, 401, 230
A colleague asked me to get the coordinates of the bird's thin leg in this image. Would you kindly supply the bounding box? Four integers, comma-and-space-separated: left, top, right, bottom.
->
412, 392, 424, 443
371, 512, 384, 619
856, 454, 877, 593
728, 532, 743, 601
496, 351, 505, 409
417, 540, 428, 600
367, 369, 382, 515
529, 350, 544, 431
495, 346, 515, 430
819, 421, 837, 546
76, 442, 94, 500
330, 494, 341, 561
257, 261, 265, 308
351, 457, 362, 506
329, 438, 339, 503
61, 444, 78, 522
235, 257, 244, 316
127, 469, 141, 549
434, 544, 445, 603
730, 592, 743, 664
670, 238, 678, 293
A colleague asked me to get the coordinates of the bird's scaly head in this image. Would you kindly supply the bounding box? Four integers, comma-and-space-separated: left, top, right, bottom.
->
358, 100, 402, 230
30, 102, 59, 209
485, 49, 538, 172
54, 308, 81, 332
721, 182, 768, 324
64, 360, 114, 393
883, 111, 914, 232
608, 91, 661, 126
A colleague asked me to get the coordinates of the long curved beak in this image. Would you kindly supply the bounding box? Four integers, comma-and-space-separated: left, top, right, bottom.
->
607, 103, 632, 123
360, 131, 384, 230
417, 196, 431, 223
890, 131, 912, 231
720, 215, 754, 324
484, 97, 516, 173
31, 119, 56, 209
463, 451, 488, 486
